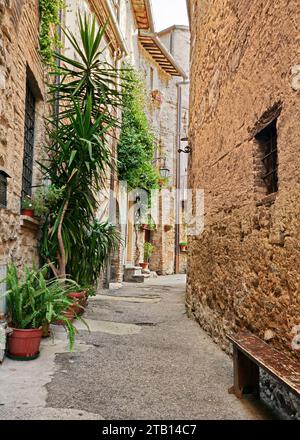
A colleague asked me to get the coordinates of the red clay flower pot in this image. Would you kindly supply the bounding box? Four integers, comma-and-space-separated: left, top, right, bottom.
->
54, 291, 87, 325
68, 291, 86, 316
54, 305, 76, 325
139, 262, 149, 270
21, 208, 34, 218
7, 328, 42, 360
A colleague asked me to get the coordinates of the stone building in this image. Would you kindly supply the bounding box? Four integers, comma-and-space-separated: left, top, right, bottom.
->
186, 0, 300, 362
122, 1, 190, 277
0, 0, 190, 295
64, 1, 190, 283
0, 0, 46, 310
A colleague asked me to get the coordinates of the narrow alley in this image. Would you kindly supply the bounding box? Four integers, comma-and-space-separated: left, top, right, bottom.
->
0, 276, 276, 420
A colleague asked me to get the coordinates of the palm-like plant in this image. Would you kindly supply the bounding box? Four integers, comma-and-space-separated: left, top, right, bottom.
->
40, 13, 126, 280
68, 220, 121, 288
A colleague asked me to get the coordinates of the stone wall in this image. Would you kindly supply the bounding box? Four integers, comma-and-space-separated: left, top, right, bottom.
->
0, 0, 46, 277
187, 0, 300, 361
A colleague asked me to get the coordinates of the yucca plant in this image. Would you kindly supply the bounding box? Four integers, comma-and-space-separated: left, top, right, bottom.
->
39, 13, 126, 280
2, 263, 85, 350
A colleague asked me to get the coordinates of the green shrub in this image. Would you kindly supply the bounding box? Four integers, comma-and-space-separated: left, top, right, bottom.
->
1, 263, 83, 350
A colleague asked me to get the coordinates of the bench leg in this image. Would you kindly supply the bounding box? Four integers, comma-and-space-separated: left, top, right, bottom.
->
229, 346, 260, 399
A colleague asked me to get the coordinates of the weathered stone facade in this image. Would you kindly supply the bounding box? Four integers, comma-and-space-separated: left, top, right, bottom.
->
0, 0, 46, 291
187, 0, 300, 362
121, 7, 190, 276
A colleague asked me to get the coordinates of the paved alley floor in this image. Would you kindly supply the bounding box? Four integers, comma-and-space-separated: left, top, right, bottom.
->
0, 275, 277, 420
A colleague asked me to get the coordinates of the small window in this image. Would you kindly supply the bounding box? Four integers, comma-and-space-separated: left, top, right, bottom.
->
0, 170, 9, 208
255, 119, 278, 194
22, 80, 36, 198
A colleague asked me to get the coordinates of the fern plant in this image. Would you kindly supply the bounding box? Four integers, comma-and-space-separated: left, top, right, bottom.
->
1, 264, 85, 350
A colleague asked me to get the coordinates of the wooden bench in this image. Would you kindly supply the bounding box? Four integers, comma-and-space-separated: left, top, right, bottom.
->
228, 331, 300, 400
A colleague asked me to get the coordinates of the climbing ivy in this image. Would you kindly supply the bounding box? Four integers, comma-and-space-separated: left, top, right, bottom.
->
118, 67, 159, 192
39, 0, 64, 64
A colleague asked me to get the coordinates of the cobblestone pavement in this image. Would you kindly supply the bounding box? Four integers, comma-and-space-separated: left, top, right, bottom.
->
0, 275, 278, 420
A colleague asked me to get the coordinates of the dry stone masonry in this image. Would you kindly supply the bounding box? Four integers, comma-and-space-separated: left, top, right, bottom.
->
187, 0, 300, 360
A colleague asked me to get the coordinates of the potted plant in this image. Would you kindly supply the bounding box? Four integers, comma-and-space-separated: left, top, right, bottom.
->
179, 241, 188, 252
32, 185, 65, 218
39, 15, 122, 285
140, 242, 154, 270
21, 195, 34, 218
1, 263, 84, 359
139, 217, 156, 232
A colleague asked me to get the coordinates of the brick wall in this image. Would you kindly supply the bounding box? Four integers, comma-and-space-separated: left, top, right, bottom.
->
187, 0, 300, 359
0, 0, 46, 269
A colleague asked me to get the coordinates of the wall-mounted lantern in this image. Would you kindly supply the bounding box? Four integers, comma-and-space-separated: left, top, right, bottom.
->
178, 137, 191, 154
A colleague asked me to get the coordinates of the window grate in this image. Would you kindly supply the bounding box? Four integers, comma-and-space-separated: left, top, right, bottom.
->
0, 171, 7, 208
255, 119, 278, 194
22, 81, 36, 199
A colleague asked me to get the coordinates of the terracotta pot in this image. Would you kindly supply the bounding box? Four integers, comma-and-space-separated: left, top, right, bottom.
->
139, 262, 149, 270
179, 245, 188, 252
7, 327, 42, 360
68, 291, 86, 315
164, 224, 172, 232
53, 306, 76, 325
54, 291, 87, 325
22, 208, 34, 218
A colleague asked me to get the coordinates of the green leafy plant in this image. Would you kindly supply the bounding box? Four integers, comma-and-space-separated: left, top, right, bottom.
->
21, 195, 34, 210
139, 216, 156, 231
32, 185, 65, 217
143, 242, 154, 263
179, 241, 188, 246
118, 67, 159, 192
67, 220, 121, 288
39, 0, 65, 64
39, 14, 124, 280
1, 263, 84, 350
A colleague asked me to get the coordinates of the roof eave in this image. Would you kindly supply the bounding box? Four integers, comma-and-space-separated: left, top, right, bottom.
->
139, 30, 188, 79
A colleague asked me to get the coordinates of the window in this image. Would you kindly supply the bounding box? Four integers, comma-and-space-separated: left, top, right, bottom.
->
255, 119, 278, 194
22, 80, 36, 198
0, 170, 8, 208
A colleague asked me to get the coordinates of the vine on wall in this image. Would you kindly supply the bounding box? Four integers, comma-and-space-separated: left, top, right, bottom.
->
39, 0, 64, 64
118, 67, 159, 192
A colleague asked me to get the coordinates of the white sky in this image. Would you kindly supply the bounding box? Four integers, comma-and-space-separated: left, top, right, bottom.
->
151, 0, 189, 32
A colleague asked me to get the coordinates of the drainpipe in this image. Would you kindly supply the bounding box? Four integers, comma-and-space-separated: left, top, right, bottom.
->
175, 79, 190, 274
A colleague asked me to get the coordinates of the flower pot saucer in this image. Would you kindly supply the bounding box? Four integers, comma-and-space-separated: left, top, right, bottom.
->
6, 351, 40, 361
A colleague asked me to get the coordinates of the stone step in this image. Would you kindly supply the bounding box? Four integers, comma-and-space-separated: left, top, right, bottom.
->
131, 274, 151, 283
123, 266, 143, 282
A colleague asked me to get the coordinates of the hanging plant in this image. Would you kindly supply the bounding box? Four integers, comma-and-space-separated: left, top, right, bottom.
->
39, 0, 65, 64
